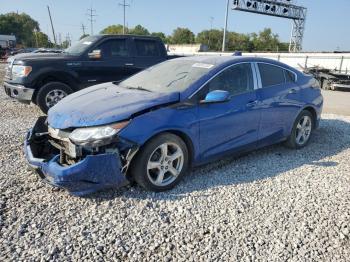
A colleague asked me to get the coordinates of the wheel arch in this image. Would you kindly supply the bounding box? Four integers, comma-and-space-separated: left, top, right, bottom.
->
32, 71, 79, 102
303, 106, 318, 127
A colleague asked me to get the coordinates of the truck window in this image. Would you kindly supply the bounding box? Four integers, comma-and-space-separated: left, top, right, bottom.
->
135, 40, 160, 57
97, 39, 129, 58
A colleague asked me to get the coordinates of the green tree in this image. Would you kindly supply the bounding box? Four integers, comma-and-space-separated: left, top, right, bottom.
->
171, 27, 195, 44
130, 24, 150, 35
61, 40, 70, 49
252, 28, 280, 51
100, 24, 125, 34
151, 32, 170, 43
35, 31, 51, 48
227, 32, 252, 52
0, 12, 40, 47
196, 29, 223, 51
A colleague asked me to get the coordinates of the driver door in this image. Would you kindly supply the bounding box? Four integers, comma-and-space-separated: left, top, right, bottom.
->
197, 63, 261, 161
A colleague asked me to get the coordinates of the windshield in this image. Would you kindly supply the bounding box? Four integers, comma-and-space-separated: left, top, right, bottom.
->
119, 59, 214, 92
65, 36, 100, 55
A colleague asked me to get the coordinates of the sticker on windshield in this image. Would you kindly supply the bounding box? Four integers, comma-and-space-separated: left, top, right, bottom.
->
192, 63, 214, 69
82, 41, 93, 45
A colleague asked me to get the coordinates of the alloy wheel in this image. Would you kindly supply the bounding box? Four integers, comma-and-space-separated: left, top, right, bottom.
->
295, 115, 312, 146
45, 89, 67, 108
147, 142, 184, 187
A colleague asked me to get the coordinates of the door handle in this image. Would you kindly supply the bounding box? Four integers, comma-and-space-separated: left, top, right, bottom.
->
125, 63, 134, 66
289, 88, 297, 94
246, 100, 258, 107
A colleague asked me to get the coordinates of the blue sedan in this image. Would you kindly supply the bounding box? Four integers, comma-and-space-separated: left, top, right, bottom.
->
25, 56, 323, 195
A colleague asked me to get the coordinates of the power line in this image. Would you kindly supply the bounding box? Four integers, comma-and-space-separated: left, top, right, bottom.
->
86, 8, 97, 35
119, 0, 130, 34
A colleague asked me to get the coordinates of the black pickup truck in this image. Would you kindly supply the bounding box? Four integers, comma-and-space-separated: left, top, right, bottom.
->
4, 35, 178, 113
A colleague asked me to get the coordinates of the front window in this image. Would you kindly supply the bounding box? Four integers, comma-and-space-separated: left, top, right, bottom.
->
65, 36, 101, 55
206, 63, 254, 96
96, 39, 129, 58
119, 59, 214, 92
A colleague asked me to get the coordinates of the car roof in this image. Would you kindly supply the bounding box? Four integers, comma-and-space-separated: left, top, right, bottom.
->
173, 55, 297, 72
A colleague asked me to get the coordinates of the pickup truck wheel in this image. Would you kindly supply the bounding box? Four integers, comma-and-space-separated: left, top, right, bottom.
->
36, 82, 73, 113
131, 133, 189, 192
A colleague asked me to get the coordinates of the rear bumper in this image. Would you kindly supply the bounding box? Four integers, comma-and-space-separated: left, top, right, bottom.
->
24, 128, 128, 196
3, 82, 34, 103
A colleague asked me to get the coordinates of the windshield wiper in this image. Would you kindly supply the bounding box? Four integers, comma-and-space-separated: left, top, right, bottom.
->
126, 86, 152, 92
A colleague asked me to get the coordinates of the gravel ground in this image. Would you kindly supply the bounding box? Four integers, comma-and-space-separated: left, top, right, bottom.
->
0, 64, 349, 261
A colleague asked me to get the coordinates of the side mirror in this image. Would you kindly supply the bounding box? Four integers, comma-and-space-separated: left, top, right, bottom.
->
88, 49, 102, 60
201, 90, 230, 104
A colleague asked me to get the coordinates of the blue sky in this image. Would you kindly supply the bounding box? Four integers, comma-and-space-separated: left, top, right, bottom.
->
1, 0, 349, 51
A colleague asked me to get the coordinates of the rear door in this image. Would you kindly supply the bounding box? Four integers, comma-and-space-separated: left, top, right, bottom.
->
198, 63, 261, 161
255, 62, 301, 147
132, 38, 166, 71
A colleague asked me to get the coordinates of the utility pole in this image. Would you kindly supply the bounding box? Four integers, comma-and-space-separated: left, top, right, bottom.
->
87, 8, 97, 35
33, 28, 38, 48
58, 33, 62, 46
208, 17, 214, 48
66, 33, 71, 47
119, 0, 130, 34
47, 5, 57, 46
81, 23, 87, 36
222, 0, 229, 52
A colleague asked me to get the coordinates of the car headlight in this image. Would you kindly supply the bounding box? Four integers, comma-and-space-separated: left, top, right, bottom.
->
12, 65, 32, 78
69, 121, 129, 146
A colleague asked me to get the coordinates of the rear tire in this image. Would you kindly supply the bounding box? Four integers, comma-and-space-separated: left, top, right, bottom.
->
36, 82, 73, 114
285, 110, 314, 149
130, 133, 189, 192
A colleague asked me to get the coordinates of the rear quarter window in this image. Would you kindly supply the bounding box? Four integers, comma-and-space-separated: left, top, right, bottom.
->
258, 63, 286, 88
285, 70, 296, 83
135, 40, 160, 57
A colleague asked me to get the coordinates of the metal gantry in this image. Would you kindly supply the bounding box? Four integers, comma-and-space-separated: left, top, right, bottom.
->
232, 0, 307, 52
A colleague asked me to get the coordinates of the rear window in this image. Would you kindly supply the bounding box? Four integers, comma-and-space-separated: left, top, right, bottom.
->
285, 70, 296, 83
258, 63, 285, 88
135, 40, 160, 57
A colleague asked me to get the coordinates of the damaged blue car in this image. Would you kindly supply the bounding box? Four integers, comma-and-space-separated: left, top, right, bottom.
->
24, 56, 323, 196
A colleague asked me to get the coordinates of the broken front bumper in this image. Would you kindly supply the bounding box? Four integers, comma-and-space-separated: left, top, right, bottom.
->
24, 122, 129, 196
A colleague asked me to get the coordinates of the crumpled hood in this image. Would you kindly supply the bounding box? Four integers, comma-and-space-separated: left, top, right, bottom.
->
48, 83, 180, 129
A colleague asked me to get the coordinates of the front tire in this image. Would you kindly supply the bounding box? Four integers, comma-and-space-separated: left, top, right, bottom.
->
131, 133, 189, 192
36, 82, 73, 114
285, 110, 314, 149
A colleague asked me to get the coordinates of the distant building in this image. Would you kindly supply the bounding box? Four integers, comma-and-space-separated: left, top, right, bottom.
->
0, 35, 16, 49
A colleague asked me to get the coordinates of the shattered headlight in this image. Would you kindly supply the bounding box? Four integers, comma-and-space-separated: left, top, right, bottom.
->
69, 121, 129, 146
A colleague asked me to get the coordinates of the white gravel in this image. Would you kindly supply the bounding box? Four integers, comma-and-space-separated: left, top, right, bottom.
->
0, 64, 349, 261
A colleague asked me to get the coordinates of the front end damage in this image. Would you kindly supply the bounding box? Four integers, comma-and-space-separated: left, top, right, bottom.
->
24, 116, 139, 196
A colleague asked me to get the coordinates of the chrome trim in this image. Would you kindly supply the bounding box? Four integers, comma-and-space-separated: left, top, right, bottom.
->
3, 82, 34, 101
250, 63, 259, 90
189, 62, 257, 99
252, 62, 263, 89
